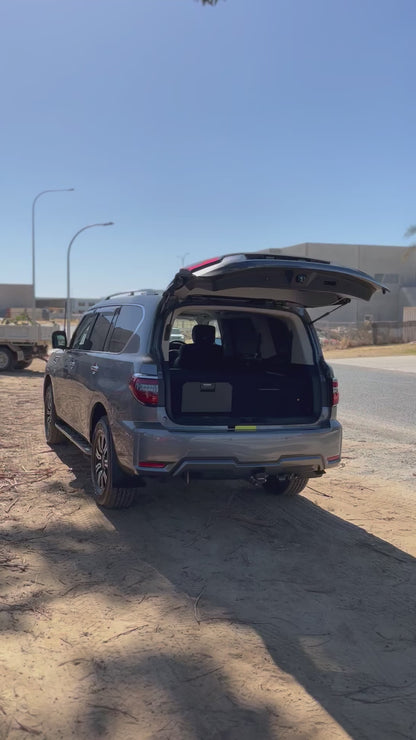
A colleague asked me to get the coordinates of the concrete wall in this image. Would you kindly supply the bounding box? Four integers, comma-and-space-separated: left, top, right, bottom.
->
0, 287, 98, 319
0, 284, 34, 317
259, 243, 416, 324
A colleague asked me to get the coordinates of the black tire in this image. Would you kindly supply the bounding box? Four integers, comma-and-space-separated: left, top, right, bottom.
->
0, 347, 16, 372
263, 475, 308, 497
91, 417, 136, 509
16, 360, 32, 369
44, 384, 67, 445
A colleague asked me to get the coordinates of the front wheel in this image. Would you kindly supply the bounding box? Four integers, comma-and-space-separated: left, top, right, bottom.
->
91, 417, 136, 509
44, 384, 66, 445
263, 475, 308, 497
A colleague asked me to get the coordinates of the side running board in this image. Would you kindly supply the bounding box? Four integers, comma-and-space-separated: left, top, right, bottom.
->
55, 421, 92, 456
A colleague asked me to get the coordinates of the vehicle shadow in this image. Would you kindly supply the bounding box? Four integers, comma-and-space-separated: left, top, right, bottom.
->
53, 441, 92, 487
82, 652, 277, 739
34, 446, 416, 738
102, 479, 416, 740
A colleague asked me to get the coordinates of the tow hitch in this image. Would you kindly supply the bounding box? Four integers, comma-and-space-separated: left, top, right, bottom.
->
249, 470, 268, 486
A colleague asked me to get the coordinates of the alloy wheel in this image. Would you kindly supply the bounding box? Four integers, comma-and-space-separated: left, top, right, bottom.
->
94, 430, 109, 492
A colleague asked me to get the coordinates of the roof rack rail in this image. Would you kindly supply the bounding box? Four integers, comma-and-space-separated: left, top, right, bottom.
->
104, 289, 163, 300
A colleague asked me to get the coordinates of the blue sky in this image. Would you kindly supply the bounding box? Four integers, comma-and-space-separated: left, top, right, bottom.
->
1, 0, 415, 298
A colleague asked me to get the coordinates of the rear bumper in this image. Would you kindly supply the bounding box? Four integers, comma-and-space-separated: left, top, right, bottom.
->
126, 420, 342, 480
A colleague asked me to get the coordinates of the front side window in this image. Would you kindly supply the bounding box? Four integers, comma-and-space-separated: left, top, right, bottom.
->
70, 313, 97, 350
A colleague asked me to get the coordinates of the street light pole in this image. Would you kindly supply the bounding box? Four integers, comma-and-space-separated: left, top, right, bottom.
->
31, 187, 74, 326
66, 222, 114, 339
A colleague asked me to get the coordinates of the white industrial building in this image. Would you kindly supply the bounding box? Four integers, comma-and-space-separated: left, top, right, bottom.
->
260, 243, 416, 324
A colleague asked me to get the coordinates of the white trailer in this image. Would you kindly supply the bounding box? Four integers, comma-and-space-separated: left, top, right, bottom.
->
0, 321, 58, 371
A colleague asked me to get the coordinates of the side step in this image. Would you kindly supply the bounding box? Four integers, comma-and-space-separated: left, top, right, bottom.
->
55, 421, 92, 456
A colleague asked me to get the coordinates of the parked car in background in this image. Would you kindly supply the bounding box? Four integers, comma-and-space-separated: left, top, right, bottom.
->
44, 253, 386, 508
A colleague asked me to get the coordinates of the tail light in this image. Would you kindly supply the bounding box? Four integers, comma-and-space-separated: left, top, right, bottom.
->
129, 376, 159, 406
332, 378, 339, 406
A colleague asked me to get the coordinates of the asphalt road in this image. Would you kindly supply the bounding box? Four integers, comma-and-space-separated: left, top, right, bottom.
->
333, 363, 415, 440
330, 354, 416, 374
328, 357, 416, 482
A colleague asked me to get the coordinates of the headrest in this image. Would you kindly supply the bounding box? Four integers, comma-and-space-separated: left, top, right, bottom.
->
192, 324, 216, 345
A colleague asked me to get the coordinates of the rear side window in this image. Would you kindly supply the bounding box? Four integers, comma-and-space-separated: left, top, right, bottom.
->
88, 309, 117, 351
106, 305, 143, 353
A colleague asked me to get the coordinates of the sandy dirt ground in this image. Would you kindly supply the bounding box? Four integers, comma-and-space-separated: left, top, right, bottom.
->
0, 360, 415, 740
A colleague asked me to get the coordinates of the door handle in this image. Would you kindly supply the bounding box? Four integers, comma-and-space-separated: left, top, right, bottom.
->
90, 364, 99, 374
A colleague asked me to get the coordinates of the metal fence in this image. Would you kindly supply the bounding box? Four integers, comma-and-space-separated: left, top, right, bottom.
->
372, 320, 416, 345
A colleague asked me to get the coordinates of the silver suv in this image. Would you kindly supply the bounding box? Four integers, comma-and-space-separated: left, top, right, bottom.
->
44, 253, 385, 508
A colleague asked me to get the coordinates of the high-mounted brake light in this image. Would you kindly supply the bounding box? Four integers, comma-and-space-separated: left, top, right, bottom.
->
184, 257, 221, 272
332, 378, 339, 406
129, 376, 159, 406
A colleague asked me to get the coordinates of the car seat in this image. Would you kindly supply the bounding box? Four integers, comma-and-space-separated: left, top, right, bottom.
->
175, 324, 223, 369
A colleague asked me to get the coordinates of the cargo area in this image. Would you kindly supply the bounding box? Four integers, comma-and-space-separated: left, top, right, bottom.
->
163, 307, 324, 426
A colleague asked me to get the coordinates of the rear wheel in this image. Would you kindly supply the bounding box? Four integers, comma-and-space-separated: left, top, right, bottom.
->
91, 417, 136, 509
263, 475, 308, 497
0, 347, 15, 371
44, 384, 66, 445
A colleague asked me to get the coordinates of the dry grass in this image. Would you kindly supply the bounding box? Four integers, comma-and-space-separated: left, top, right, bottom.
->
324, 342, 416, 359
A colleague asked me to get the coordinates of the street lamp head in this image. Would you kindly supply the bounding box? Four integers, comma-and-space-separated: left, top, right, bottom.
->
103, 222, 114, 226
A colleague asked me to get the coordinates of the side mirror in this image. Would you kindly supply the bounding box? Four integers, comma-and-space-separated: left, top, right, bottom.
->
51, 330, 67, 349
